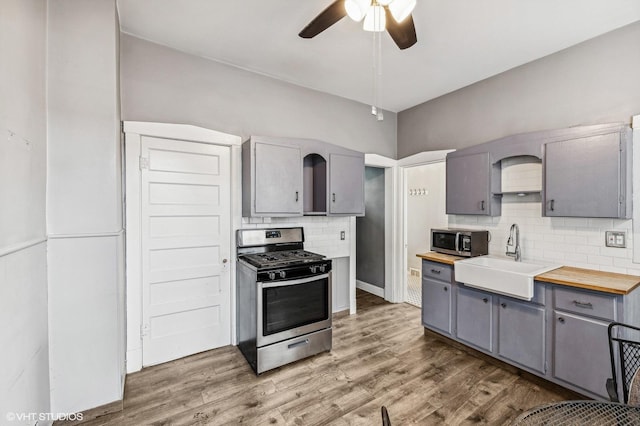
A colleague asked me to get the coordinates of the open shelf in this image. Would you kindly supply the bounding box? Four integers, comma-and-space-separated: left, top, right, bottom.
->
303, 153, 327, 215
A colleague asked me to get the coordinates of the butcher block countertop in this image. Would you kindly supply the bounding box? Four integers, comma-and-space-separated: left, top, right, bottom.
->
416, 252, 464, 265
416, 252, 640, 295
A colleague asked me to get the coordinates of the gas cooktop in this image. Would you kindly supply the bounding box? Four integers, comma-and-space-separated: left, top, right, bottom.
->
240, 249, 325, 269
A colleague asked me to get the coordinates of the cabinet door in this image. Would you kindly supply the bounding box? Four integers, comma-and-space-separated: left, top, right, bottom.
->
553, 311, 611, 398
544, 133, 621, 218
446, 153, 492, 215
329, 153, 364, 215
456, 286, 493, 352
498, 298, 545, 373
422, 278, 452, 335
254, 142, 303, 215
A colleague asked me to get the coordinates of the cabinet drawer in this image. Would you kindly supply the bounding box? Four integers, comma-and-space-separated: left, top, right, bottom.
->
422, 260, 452, 283
554, 287, 617, 321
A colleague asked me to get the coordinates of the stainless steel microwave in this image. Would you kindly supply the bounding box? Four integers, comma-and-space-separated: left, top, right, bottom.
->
431, 228, 489, 257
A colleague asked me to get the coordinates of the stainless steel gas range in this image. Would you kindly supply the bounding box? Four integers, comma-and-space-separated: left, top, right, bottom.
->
236, 227, 332, 374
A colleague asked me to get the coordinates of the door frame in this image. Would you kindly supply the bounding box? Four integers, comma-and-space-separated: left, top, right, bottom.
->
396, 150, 453, 304
363, 150, 453, 304
123, 121, 242, 373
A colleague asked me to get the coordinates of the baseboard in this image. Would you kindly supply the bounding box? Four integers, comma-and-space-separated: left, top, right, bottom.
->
356, 280, 384, 297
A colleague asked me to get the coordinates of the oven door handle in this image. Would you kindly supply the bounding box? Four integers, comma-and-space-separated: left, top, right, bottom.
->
260, 273, 330, 288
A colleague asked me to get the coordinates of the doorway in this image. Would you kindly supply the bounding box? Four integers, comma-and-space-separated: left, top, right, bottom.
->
400, 155, 450, 307
356, 167, 386, 297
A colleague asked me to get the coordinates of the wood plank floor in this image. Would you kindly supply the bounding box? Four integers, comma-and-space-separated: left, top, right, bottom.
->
73, 290, 578, 425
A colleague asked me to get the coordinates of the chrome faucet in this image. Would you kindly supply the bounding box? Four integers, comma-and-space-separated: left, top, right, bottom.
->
506, 223, 521, 261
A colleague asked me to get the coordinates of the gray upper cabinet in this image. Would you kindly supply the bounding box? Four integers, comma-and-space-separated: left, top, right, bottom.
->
242, 136, 364, 217
243, 138, 303, 217
329, 153, 365, 215
543, 128, 632, 218
445, 122, 632, 219
446, 152, 500, 216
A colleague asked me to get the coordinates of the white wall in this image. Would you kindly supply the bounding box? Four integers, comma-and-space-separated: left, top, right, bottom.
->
450, 159, 640, 275
406, 162, 447, 271
0, 0, 51, 421
47, 0, 124, 414
119, 34, 398, 159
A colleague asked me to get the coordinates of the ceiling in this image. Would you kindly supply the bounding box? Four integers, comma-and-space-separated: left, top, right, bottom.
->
117, 0, 640, 113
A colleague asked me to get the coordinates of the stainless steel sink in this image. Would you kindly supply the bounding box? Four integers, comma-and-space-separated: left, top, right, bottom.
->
454, 256, 561, 300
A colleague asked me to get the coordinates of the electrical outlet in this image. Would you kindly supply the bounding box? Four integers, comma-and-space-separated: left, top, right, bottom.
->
605, 231, 626, 248
340, 231, 345, 240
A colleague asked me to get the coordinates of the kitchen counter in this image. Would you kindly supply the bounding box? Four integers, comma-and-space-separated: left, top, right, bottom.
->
416, 252, 640, 295
416, 252, 464, 265
535, 266, 640, 295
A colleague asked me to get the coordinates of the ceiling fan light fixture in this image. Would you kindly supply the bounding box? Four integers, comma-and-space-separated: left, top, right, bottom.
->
345, 0, 369, 22
377, 0, 394, 6
363, 5, 386, 32
389, 0, 416, 23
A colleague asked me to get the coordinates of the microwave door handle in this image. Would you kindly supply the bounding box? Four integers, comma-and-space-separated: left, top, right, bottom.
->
455, 232, 461, 253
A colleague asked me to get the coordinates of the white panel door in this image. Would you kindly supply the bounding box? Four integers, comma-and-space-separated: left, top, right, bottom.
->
140, 136, 231, 366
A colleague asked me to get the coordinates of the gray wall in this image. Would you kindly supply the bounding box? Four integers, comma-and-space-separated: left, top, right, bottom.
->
397, 21, 640, 157
120, 34, 397, 158
356, 167, 385, 288
0, 0, 50, 418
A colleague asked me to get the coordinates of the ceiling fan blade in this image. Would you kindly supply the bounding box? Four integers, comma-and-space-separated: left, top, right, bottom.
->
299, 0, 347, 38
385, 7, 417, 49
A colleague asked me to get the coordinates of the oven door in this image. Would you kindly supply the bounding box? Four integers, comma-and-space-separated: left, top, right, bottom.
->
257, 272, 332, 347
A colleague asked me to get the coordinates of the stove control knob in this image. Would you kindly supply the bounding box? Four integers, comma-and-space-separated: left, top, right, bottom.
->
319, 265, 326, 273
310, 266, 318, 274
279, 271, 286, 279
268, 272, 276, 280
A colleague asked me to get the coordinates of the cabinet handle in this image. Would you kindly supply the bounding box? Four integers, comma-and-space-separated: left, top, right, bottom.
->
501, 303, 507, 308
481, 200, 485, 211
295, 191, 299, 202
443, 286, 448, 292
483, 298, 489, 303
573, 300, 593, 309
550, 199, 555, 211
558, 317, 565, 324
430, 269, 441, 274
332, 193, 336, 203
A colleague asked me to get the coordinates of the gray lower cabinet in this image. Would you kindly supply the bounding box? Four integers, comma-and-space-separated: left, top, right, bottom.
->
446, 152, 498, 216
543, 128, 631, 218
328, 153, 365, 215
551, 285, 618, 399
552, 311, 611, 398
456, 286, 493, 351
498, 298, 546, 374
421, 260, 640, 401
422, 278, 452, 335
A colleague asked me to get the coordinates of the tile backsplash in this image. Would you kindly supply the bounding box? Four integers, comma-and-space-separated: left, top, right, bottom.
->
240, 216, 351, 259
449, 158, 640, 275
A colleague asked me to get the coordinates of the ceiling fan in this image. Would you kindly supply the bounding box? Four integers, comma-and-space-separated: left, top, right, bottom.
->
299, 0, 418, 50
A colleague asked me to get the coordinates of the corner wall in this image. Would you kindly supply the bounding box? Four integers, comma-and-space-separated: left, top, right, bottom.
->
47, 0, 124, 414
0, 0, 50, 420
397, 21, 640, 157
